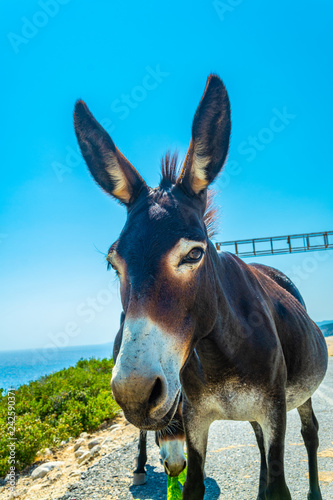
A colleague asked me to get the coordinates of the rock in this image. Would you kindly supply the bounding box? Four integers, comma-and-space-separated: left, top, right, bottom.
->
110, 425, 121, 434
74, 438, 85, 451
43, 461, 64, 471
77, 451, 91, 464
31, 467, 49, 479
90, 444, 101, 457
88, 437, 103, 449
69, 470, 81, 477
74, 449, 85, 458
110, 424, 121, 431
80, 432, 88, 438
102, 436, 113, 445
53, 472, 62, 480
32, 461, 64, 479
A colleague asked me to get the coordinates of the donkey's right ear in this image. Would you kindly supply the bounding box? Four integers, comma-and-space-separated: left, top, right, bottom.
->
74, 100, 147, 206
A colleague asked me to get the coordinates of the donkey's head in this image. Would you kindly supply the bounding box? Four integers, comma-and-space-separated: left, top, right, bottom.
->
74, 75, 231, 430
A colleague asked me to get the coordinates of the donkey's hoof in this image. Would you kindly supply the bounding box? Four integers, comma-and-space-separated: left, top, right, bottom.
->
308, 492, 322, 500
133, 472, 147, 485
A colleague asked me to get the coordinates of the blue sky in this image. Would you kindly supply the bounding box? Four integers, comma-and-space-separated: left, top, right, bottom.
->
1, 0, 332, 350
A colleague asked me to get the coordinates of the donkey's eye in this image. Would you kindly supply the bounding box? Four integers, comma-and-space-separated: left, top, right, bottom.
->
183, 247, 204, 263
107, 261, 117, 272
106, 253, 119, 274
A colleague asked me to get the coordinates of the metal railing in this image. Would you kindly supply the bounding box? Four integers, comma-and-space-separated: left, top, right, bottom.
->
215, 231, 333, 258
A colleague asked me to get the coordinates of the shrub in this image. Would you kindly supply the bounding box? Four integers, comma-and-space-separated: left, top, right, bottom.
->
0, 357, 119, 477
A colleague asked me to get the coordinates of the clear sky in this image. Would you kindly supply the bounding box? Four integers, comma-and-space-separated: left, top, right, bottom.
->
1, 0, 332, 351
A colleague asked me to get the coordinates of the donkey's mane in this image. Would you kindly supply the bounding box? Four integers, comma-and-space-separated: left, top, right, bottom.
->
160, 151, 180, 186
160, 151, 218, 238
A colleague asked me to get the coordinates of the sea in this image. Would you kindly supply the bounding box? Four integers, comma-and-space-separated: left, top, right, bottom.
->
0, 342, 114, 392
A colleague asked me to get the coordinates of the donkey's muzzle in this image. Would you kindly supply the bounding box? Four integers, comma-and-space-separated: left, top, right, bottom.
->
111, 317, 182, 429
164, 458, 187, 477
111, 372, 168, 426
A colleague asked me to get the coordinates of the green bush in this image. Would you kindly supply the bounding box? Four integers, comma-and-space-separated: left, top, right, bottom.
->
0, 357, 120, 477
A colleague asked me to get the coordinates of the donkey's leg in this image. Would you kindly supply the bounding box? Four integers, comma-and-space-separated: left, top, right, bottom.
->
133, 430, 147, 485
250, 421, 267, 500
259, 399, 292, 500
182, 406, 210, 500
297, 398, 322, 500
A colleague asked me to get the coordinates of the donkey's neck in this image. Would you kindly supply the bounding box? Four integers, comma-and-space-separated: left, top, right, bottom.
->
196, 246, 257, 373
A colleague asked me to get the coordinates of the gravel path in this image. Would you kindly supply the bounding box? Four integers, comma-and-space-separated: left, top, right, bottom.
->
58, 359, 333, 500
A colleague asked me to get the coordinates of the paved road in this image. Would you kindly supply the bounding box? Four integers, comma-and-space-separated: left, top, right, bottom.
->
58, 359, 333, 500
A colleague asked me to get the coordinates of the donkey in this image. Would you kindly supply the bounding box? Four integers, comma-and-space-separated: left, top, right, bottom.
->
114, 313, 186, 485
74, 74, 328, 499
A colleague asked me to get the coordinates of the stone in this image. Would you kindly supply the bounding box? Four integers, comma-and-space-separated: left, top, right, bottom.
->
44, 448, 53, 456
102, 436, 113, 445
110, 425, 122, 434
77, 451, 91, 464
43, 461, 64, 471
80, 432, 88, 438
74, 438, 85, 451
69, 470, 81, 477
31, 467, 49, 479
31, 461, 64, 479
74, 449, 85, 458
90, 445, 101, 457
110, 424, 121, 431
88, 437, 103, 449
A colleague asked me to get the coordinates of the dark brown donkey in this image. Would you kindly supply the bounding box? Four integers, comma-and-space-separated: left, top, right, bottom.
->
74, 75, 328, 499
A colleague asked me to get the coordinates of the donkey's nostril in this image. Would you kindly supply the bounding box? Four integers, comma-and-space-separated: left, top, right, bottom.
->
148, 377, 163, 407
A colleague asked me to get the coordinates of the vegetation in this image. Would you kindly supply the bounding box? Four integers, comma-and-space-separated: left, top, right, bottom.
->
0, 358, 119, 477
167, 465, 187, 500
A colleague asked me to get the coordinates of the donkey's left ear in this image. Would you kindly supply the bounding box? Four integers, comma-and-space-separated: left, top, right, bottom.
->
177, 75, 231, 196
74, 100, 147, 206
